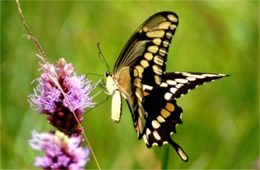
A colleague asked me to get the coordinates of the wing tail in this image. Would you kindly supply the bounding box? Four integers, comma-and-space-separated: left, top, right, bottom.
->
168, 138, 189, 162
163, 72, 228, 99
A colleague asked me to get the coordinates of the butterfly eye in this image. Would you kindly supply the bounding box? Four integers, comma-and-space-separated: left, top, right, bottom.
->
105, 72, 111, 77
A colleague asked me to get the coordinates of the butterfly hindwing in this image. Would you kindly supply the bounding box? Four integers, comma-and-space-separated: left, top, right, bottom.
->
129, 71, 227, 136
141, 85, 188, 162
142, 95, 182, 143
129, 71, 227, 161
159, 72, 228, 100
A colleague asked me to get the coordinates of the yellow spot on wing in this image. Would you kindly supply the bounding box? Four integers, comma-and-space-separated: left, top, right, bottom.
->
154, 75, 162, 85
164, 92, 172, 100
159, 48, 167, 56
167, 80, 176, 85
166, 31, 172, 39
154, 55, 164, 66
153, 38, 162, 45
143, 26, 148, 32
161, 108, 170, 118
163, 40, 169, 47
157, 116, 165, 123
170, 87, 177, 94
135, 65, 144, 78
134, 78, 141, 89
146, 128, 151, 136
159, 21, 171, 29
167, 14, 178, 22
148, 45, 159, 53
143, 84, 153, 91
135, 88, 143, 102
152, 120, 160, 129
160, 82, 168, 87
133, 69, 138, 77
143, 135, 149, 144
152, 65, 163, 75
166, 102, 175, 112
175, 78, 188, 84
170, 24, 177, 30
153, 131, 161, 140
144, 53, 153, 61
146, 30, 165, 38
140, 59, 149, 68
186, 77, 196, 81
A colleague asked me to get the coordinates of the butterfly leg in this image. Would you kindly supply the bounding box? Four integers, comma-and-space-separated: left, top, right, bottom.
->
85, 94, 110, 113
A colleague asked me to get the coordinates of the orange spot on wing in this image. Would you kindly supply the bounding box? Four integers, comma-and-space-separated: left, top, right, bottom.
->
143, 91, 150, 96
135, 121, 139, 131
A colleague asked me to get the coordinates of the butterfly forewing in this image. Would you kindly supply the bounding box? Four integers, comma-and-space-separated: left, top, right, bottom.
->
114, 12, 179, 87
114, 12, 179, 136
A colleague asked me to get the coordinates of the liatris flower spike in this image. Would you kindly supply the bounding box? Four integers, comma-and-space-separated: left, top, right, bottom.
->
29, 58, 94, 136
29, 130, 90, 170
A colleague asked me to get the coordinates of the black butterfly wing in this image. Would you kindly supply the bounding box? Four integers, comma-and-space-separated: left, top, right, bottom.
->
112, 11, 227, 162
160, 72, 228, 100
114, 12, 179, 135
142, 90, 189, 161
114, 11, 178, 85
140, 72, 227, 161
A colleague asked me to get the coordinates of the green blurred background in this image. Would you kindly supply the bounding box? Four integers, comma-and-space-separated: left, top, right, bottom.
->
1, 0, 259, 169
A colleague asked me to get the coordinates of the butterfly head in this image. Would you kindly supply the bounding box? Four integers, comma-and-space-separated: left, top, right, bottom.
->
105, 71, 111, 78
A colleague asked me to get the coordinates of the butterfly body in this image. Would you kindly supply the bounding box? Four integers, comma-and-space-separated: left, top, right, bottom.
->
105, 11, 227, 162
105, 68, 132, 122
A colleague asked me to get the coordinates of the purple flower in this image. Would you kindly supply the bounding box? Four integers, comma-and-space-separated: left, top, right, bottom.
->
28, 58, 94, 136
29, 130, 90, 170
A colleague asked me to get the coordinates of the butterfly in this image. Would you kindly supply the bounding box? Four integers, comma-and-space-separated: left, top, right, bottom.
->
105, 11, 227, 162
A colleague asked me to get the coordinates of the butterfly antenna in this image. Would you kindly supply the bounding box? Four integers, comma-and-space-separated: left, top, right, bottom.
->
97, 42, 110, 72
86, 72, 104, 78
